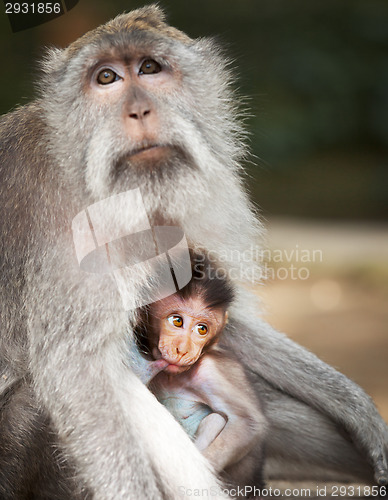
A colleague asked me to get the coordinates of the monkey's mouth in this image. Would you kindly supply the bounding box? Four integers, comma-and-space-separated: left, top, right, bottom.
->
164, 363, 190, 374
114, 143, 193, 179
128, 144, 170, 161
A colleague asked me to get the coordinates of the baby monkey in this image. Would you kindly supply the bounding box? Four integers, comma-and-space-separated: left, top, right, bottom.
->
132, 258, 268, 492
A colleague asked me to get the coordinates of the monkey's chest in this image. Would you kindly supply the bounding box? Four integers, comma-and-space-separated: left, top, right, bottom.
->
151, 372, 212, 438
159, 395, 212, 438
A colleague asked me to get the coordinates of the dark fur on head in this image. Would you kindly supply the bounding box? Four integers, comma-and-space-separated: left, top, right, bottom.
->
134, 251, 235, 356
176, 252, 235, 311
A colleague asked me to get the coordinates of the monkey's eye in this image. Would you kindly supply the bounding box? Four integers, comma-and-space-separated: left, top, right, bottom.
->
194, 324, 208, 336
96, 69, 119, 85
167, 315, 183, 328
139, 59, 161, 75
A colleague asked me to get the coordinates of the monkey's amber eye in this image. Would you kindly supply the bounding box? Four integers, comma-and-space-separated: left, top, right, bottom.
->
96, 69, 118, 85
139, 59, 161, 75
194, 324, 208, 336
167, 315, 183, 328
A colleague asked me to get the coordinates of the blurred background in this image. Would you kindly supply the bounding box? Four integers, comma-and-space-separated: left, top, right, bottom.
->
1, 0, 387, 419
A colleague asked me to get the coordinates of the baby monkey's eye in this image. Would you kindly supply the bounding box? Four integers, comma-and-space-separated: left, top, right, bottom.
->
167, 315, 183, 328
139, 59, 161, 75
194, 324, 208, 336
96, 69, 119, 85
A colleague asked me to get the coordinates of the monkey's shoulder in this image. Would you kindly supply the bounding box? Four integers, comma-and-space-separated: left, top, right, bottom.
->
0, 102, 46, 160
0, 101, 51, 218
195, 348, 248, 383
1, 101, 44, 134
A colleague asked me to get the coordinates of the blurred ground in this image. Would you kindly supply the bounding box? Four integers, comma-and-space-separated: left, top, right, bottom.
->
257, 217, 388, 421
253, 218, 388, 499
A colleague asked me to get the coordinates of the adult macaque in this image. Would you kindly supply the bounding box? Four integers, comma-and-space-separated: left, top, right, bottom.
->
0, 4, 387, 499
131, 257, 267, 492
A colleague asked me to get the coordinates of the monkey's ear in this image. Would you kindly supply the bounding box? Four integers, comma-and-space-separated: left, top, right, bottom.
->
224, 311, 229, 325
40, 47, 66, 75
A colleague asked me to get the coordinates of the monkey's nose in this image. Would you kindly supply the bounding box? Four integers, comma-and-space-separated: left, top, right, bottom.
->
128, 108, 151, 120
176, 347, 188, 356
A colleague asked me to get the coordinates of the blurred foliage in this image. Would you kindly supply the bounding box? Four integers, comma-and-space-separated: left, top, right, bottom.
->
1, 0, 387, 220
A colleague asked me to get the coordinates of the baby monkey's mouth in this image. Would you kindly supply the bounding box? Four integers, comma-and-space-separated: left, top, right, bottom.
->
152, 347, 193, 375
160, 357, 197, 375
164, 363, 191, 375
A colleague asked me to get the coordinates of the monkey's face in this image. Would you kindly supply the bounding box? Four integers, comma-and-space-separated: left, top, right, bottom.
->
149, 295, 227, 374
41, 10, 253, 278
43, 21, 239, 214
84, 51, 187, 188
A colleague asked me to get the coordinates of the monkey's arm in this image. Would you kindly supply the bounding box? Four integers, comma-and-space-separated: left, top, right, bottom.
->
192, 354, 267, 472
195, 413, 227, 452
127, 340, 168, 384
224, 289, 388, 485
26, 257, 228, 500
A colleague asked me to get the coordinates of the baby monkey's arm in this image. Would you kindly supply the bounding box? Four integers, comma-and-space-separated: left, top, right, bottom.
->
192, 353, 267, 472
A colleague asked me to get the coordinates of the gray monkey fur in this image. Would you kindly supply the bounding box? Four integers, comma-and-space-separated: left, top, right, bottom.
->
0, 5, 387, 499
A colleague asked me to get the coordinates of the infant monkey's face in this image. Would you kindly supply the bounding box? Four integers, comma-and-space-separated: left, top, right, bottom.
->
149, 294, 227, 374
